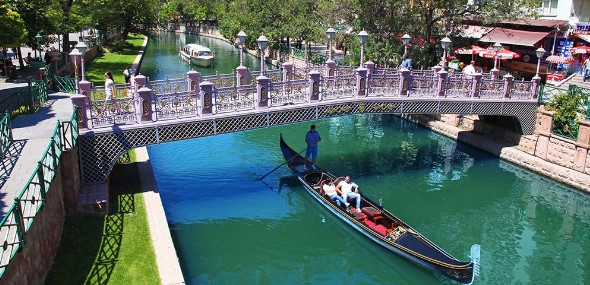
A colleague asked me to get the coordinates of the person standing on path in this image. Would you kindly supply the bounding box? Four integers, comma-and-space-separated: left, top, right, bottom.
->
123, 67, 131, 84
305, 124, 321, 168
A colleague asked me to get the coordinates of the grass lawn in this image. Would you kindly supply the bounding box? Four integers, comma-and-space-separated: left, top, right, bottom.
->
85, 35, 145, 86
46, 149, 160, 285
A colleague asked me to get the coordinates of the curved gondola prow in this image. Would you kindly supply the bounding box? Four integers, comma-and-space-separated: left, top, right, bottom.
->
466, 244, 481, 285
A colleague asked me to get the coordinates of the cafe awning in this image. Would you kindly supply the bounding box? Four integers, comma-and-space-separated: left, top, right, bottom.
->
545, 55, 574, 64
574, 33, 590, 43
479, 27, 550, 47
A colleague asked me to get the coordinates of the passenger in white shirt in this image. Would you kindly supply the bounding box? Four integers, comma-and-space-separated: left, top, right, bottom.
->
463, 61, 476, 80
336, 176, 361, 213
320, 178, 349, 208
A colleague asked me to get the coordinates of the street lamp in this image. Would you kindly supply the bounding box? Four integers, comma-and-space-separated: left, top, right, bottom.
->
358, 30, 368, 67
401, 34, 411, 56
237, 31, 247, 67
35, 33, 42, 60
492, 42, 502, 71
326, 28, 336, 60
257, 35, 268, 75
441, 37, 452, 69
75, 41, 88, 80
69, 48, 82, 94
535, 47, 546, 78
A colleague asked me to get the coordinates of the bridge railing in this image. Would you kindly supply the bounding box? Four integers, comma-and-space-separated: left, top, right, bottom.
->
0, 110, 78, 278
78, 65, 542, 129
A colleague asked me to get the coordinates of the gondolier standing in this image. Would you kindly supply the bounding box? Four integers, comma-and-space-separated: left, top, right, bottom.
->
305, 125, 321, 168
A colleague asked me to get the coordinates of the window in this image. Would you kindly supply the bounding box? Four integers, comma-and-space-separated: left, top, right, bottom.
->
542, 0, 559, 16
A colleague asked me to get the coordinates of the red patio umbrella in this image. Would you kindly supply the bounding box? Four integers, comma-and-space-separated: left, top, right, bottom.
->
454, 45, 487, 55
478, 49, 521, 60
496, 49, 521, 60
455, 45, 487, 60
570, 46, 590, 54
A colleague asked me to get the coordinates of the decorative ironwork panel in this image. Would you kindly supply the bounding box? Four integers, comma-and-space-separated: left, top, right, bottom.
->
335, 66, 357, 76
402, 101, 439, 113
362, 101, 401, 113
368, 74, 400, 97
372, 68, 399, 76
270, 80, 308, 106
267, 69, 283, 82
503, 103, 537, 134
154, 91, 198, 120
79, 128, 159, 184
411, 70, 437, 78
149, 77, 187, 95
510, 81, 533, 99
202, 74, 235, 88
445, 78, 471, 98
293, 67, 313, 80
89, 97, 137, 128
214, 86, 256, 114
472, 102, 503, 115
321, 74, 356, 100
158, 121, 215, 143
408, 74, 437, 97
215, 114, 267, 134
479, 79, 504, 99
439, 102, 472, 114
318, 103, 360, 118
268, 108, 316, 125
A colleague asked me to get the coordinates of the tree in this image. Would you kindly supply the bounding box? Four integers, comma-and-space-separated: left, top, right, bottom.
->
0, 4, 27, 75
348, 0, 540, 67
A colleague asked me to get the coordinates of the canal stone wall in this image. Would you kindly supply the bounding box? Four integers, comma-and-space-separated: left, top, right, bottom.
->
0, 149, 80, 285
403, 113, 590, 192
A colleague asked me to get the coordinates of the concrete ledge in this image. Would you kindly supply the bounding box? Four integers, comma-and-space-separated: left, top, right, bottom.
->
135, 147, 185, 285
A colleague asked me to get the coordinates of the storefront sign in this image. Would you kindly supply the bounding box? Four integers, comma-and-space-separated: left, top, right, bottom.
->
576, 22, 590, 33
511, 61, 548, 75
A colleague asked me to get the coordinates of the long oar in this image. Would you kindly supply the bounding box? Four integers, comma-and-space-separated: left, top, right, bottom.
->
259, 148, 307, 180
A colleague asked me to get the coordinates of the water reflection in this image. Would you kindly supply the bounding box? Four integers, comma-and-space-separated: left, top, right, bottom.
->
143, 32, 590, 284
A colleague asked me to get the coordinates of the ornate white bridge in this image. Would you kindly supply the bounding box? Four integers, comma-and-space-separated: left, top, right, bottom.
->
73, 63, 541, 184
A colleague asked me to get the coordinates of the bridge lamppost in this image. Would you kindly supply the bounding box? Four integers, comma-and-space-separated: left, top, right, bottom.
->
69, 48, 82, 94
440, 37, 452, 70
237, 31, 247, 67
534, 47, 546, 79
401, 34, 411, 56
326, 28, 336, 61
492, 42, 502, 72
257, 35, 268, 76
358, 30, 368, 67
75, 41, 88, 80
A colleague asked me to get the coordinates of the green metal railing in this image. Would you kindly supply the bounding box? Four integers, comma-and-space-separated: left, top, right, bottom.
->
0, 113, 12, 159
0, 91, 33, 117
0, 110, 78, 278
52, 76, 76, 93
539, 83, 590, 140
29, 79, 48, 111
538, 83, 567, 104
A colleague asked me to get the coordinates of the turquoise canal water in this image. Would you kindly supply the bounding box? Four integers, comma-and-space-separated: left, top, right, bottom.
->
142, 33, 590, 284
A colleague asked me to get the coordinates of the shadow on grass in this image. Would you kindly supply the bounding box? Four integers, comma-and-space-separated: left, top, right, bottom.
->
46, 162, 139, 285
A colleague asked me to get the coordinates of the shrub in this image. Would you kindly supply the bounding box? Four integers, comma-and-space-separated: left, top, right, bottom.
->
545, 91, 588, 138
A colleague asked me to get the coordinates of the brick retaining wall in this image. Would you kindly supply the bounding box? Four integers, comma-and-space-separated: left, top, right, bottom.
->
403, 113, 590, 192
0, 148, 80, 285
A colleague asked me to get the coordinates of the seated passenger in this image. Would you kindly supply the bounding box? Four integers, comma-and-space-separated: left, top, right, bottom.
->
320, 178, 349, 208
336, 176, 361, 213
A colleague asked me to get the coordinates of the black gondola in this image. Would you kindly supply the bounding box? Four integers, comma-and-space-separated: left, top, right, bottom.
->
279, 135, 480, 284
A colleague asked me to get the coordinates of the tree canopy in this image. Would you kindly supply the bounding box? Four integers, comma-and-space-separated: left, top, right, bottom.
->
0, 4, 27, 48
